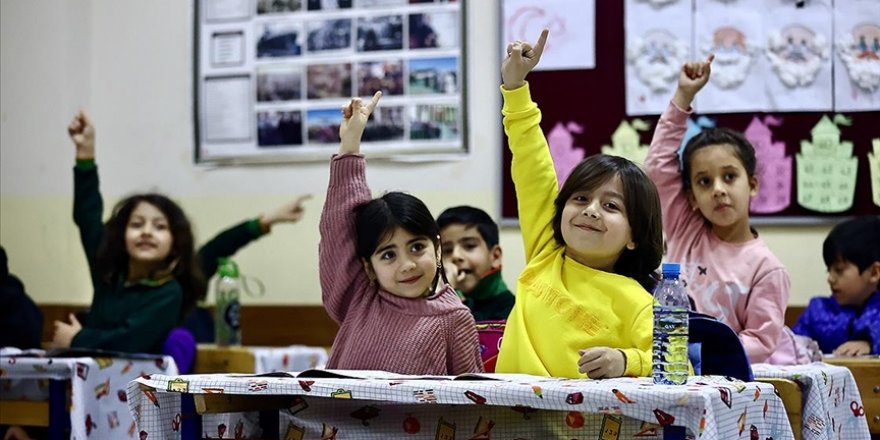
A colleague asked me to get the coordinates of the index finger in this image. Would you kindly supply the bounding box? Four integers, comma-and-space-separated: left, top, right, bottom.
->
78, 108, 93, 127
365, 91, 382, 115
706, 54, 715, 64
532, 28, 550, 59
295, 194, 313, 204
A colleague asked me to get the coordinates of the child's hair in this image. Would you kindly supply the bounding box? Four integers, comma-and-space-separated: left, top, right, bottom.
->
553, 155, 663, 291
95, 194, 206, 319
681, 128, 757, 191
437, 206, 500, 248
823, 216, 880, 286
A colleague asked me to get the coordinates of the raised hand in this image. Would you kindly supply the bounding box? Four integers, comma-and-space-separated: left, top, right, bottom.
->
577, 347, 626, 379
68, 109, 95, 160
259, 194, 313, 231
501, 28, 549, 91
673, 55, 714, 110
339, 91, 382, 155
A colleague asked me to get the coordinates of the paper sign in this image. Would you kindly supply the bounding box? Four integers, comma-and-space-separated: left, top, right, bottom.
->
601, 119, 650, 165
796, 115, 858, 212
870, 138, 880, 207
547, 121, 586, 188
745, 116, 792, 213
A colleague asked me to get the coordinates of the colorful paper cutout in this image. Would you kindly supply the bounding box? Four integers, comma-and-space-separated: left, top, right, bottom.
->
796, 115, 858, 212
601, 119, 650, 165
745, 116, 792, 214
678, 116, 716, 164
870, 138, 880, 207
547, 121, 586, 188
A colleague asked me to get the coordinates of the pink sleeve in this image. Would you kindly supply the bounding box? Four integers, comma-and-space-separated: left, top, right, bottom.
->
448, 309, 484, 374
644, 102, 704, 241
319, 154, 373, 324
738, 268, 791, 363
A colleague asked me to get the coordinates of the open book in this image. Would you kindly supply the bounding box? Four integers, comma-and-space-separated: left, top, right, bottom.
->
252, 369, 547, 383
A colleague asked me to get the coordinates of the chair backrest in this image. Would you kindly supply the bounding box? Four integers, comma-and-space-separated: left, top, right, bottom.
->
688, 312, 754, 381
475, 320, 506, 373
162, 327, 197, 375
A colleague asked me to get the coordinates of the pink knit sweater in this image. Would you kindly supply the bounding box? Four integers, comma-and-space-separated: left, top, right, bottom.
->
319, 154, 483, 375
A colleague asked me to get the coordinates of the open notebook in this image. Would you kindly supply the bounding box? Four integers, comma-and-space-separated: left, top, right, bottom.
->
250, 369, 549, 383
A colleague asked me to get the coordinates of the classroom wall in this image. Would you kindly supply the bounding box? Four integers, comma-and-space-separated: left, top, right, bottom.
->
0, 0, 831, 307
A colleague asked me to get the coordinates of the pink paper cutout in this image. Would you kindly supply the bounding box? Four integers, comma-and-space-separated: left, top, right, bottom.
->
744, 116, 792, 214
547, 121, 586, 188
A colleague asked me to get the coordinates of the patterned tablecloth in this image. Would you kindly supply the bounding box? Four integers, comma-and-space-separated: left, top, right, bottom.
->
0, 348, 177, 440
753, 362, 872, 440
250, 346, 327, 374
128, 372, 796, 440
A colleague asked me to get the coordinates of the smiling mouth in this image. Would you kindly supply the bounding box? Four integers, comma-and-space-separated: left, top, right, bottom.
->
400, 275, 422, 284
575, 224, 601, 232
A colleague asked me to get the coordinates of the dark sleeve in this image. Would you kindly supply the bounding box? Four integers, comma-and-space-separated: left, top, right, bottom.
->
853, 298, 880, 354
73, 162, 104, 274
197, 219, 263, 280
791, 301, 814, 338
71, 284, 183, 354
0, 276, 43, 349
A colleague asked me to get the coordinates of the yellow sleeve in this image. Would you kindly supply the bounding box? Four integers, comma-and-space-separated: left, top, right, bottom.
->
621, 302, 653, 377
501, 83, 559, 262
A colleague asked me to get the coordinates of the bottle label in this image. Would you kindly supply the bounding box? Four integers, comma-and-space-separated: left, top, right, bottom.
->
224, 300, 241, 330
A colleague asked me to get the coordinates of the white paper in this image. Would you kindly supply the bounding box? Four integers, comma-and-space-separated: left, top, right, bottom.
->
203, 0, 251, 22
694, 0, 770, 113
833, 0, 880, 112
763, 0, 833, 112
625, 0, 693, 115
204, 75, 253, 143
211, 31, 245, 66
502, 0, 596, 71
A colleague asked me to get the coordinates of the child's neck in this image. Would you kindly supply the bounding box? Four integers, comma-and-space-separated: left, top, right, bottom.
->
127, 261, 166, 282
711, 219, 755, 244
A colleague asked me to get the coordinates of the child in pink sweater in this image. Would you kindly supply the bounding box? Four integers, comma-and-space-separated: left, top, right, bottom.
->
319, 92, 483, 375
644, 57, 805, 365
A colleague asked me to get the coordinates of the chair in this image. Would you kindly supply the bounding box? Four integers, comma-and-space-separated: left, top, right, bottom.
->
688, 312, 754, 381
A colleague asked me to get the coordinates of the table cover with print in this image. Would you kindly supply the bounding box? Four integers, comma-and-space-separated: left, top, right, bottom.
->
752, 362, 872, 440
0, 348, 177, 439
251, 346, 327, 374
127, 372, 795, 440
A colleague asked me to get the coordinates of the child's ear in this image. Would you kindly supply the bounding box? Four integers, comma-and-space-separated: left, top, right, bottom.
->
686, 190, 699, 212
866, 261, 880, 285
626, 240, 637, 251
361, 258, 376, 284
490, 245, 503, 270
749, 176, 759, 198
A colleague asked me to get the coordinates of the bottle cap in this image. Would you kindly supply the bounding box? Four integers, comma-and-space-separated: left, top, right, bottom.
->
217, 257, 240, 278
661, 262, 680, 277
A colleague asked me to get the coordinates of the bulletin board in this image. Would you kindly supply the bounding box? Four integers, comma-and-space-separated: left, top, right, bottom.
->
501, 1, 879, 224
194, 0, 467, 165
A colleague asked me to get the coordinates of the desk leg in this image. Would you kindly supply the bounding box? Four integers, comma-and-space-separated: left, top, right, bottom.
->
259, 410, 279, 439
663, 425, 686, 440
48, 379, 69, 440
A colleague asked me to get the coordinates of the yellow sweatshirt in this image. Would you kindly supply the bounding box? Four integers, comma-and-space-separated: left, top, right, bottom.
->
495, 83, 653, 378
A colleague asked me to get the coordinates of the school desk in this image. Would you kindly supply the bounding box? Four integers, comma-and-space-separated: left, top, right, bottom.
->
823, 356, 880, 436
753, 362, 872, 440
194, 344, 328, 375
0, 347, 176, 440
127, 372, 796, 440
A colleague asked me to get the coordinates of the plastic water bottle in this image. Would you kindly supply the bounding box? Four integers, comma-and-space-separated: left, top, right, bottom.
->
214, 257, 242, 346
653, 262, 689, 385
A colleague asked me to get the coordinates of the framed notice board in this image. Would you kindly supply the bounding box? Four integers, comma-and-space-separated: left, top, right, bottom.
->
501, 1, 879, 224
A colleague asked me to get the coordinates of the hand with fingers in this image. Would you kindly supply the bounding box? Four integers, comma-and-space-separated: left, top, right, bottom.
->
259, 194, 313, 232
442, 260, 467, 292
577, 346, 626, 379
501, 28, 550, 91
68, 109, 95, 160
339, 91, 382, 155
49, 313, 82, 349
833, 340, 871, 357
673, 54, 714, 110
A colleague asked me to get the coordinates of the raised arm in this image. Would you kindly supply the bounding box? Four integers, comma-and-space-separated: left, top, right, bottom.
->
69, 110, 104, 274
643, 57, 713, 240
500, 29, 558, 261
319, 93, 381, 323
198, 195, 311, 280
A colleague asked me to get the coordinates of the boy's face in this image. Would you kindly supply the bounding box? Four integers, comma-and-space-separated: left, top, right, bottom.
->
440, 224, 502, 295
826, 259, 880, 307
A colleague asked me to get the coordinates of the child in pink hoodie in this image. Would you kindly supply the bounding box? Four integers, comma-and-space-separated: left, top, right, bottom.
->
644, 56, 806, 365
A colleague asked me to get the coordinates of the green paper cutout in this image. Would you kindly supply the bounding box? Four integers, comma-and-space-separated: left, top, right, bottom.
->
601, 119, 650, 165
870, 138, 880, 208
796, 115, 858, 213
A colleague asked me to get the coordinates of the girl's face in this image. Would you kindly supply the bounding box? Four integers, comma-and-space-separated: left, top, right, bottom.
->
560, 174, 636, 272
365, 226, 439, 298
125, 201, 173, 271
686, 144, 758, 242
